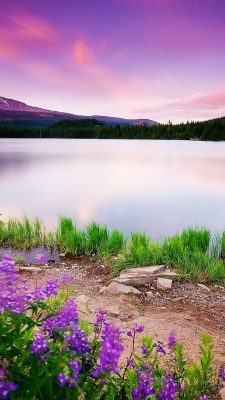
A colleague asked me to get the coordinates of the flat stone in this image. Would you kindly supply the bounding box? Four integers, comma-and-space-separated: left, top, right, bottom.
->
113, 265, 167, 285
157, 278, 172, 291
100, 282, 141, 295
107, 307, 120, 317
146, 290, 154, 299
76, 295, 90, 304
197, 284, 211, 292
19, 266, 42, 273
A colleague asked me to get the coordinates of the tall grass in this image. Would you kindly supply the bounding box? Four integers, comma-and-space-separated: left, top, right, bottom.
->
0, 217, 43, 248
0, 216, 225, 281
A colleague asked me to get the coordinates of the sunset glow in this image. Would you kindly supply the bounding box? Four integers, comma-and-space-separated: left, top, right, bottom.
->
0, 0, 225, 122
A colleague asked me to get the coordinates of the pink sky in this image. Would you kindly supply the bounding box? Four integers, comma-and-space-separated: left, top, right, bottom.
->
0, 0, 225, 122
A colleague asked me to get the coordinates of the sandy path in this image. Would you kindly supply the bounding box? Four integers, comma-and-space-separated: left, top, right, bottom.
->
21, 257, 225, 367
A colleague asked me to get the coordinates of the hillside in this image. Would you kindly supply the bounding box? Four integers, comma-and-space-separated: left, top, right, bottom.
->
0, 96, 157, 127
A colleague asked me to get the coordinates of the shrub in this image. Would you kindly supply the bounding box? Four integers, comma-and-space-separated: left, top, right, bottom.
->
0, 255, 225, 399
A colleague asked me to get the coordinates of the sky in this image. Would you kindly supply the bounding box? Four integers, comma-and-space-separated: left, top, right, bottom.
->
0, 0, 225, 123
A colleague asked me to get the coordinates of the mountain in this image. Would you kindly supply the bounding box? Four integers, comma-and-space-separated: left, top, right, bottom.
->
0, 96, 157, 127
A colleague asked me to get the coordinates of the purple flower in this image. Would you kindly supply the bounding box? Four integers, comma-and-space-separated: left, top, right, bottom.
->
168, 331, 177, 348
141, 345, 148, 358
158, 376, 179, 400
132, 369, 156, 399
94, 309, 107, 333
99, 323, 124, 375
65, 325, 90, 354
219, 367, 225, 382
0, 255, 30, 314
127, 324, 144, 337
57, 373, 67, 388
0, 381, 18, 400
43, 299, 78, 335
200, 396, 208, 400
154, 341, 167, 355
43, 279, 59, 297
127, 358, 135, 368
69, 359, 81, 381
30, 331, 49, 354
60, 274, 75, 285
91, 366, 102, 378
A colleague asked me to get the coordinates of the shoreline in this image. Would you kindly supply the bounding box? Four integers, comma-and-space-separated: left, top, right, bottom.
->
1, 217, 225, 283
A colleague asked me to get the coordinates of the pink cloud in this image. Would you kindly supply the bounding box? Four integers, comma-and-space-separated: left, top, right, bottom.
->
9, 14, 59, 46
0, 12, 60, 61
73, 40, 95, 65
134, 89, 225, 122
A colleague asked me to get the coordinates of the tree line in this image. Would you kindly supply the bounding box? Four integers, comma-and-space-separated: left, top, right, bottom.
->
0, 116, 225, 141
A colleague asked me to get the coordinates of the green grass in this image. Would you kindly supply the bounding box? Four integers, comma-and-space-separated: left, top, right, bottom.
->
0, 216, 225, 282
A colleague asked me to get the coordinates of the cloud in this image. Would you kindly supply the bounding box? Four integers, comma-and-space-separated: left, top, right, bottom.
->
73, 40, 96, 65
0, 12, 60, 60
135, 89, 225, 120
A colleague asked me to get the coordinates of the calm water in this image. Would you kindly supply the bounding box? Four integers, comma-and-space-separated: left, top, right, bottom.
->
1, 138, 225, 240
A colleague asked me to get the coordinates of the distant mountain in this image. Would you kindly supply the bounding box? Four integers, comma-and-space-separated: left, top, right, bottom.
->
0, 96, 157, 127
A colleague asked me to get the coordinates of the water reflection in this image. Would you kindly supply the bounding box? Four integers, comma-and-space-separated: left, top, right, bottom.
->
0, 139, 225, 238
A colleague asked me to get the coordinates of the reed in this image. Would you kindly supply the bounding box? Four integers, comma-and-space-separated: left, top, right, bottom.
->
0, 216, 225, 281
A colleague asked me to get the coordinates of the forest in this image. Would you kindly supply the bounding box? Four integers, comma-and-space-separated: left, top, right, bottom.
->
0, 116, 225, 141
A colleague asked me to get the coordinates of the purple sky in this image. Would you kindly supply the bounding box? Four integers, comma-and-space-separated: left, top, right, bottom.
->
0, 0, 225, 122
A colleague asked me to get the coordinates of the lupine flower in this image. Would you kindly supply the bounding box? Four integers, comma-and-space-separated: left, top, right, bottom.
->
68, 378, 75, 388
141, 345, 148, 358
127, 324, 144, 337
91, 366, 102, 378
168, 331, 177, 348
43, 299, 78, 335
57, 373, 67, 388
200, 396, 208, 400
30, 331, 49, 354
0, 381, 18, 400
131, 367, 156, 400
94, 309, 107, 333
158, 376, 179, 400
0, 255, 30, 314
69, 359, 81, 381
43, 279, 60, 297
65, 325, 90, 354
99, 323, 123, 375
60, 274, 75, 285
154, 341, 167, 355
127, 358, 135, 368
219, 367, 225, 381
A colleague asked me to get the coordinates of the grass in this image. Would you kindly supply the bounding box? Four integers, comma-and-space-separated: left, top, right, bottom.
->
0, 217, 225, 282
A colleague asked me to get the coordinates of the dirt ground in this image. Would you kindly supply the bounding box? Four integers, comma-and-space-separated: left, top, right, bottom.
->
21, 257, 225, 367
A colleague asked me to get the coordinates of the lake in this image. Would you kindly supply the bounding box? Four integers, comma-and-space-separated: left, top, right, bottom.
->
0, 138, 225, 240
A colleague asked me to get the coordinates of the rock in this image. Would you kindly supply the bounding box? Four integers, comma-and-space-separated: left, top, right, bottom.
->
99, 286, 107, 294
100, 282, 141, 295
107, 307, 120, 317
59, 253, 66, 257
146, 290, 154, 299
172, 297, 184, 302
197, 284, 211, 292
76, 295, 90, 304
19, 266, 42, 273
157, 278, 172, 291
113, 265, 168, 285
220, 387, 225, 400
155, 292, 161, 297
